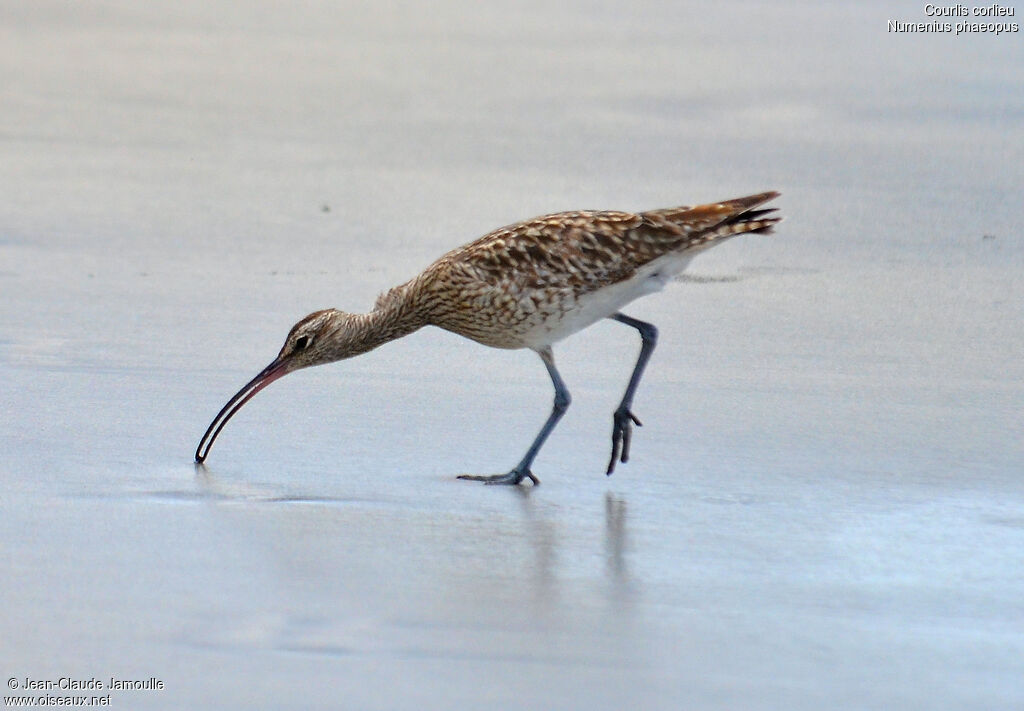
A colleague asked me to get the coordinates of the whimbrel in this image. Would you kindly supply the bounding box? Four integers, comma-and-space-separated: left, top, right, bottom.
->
195, 191, 781, 485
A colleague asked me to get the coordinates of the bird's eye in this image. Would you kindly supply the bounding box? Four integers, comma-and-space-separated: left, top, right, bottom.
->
295, 335, 312, 350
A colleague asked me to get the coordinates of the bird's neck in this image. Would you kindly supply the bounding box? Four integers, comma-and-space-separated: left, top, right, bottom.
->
340, 279, 430, 357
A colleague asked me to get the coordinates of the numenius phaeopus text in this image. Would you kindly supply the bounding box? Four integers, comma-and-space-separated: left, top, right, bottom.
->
196, 191, 782, 484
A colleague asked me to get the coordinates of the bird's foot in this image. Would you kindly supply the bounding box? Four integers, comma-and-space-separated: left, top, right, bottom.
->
607, 407, 642, 475
457, 468, 540, 486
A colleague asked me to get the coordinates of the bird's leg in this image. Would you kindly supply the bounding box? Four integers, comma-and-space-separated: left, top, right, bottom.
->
606, 313, 658, 475
458, 347, 571, 486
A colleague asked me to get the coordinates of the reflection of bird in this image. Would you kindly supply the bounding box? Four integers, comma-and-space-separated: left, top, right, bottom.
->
605, 493, 630, 588
195, 192, 782, 484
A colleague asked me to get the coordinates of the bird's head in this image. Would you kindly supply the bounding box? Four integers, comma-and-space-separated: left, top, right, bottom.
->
194, 308, 355, 463
276, 308, 352, 370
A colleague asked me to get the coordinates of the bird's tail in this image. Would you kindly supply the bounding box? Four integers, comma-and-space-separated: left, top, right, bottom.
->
644, 191, 782, 250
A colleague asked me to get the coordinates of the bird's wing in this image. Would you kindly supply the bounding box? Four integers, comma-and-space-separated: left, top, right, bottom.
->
429, 192, 780, 295
433, 210, 649, 292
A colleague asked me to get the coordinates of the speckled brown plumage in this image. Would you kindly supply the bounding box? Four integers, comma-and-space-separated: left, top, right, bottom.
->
376, 191, 781, 349
196, 191, 782, 484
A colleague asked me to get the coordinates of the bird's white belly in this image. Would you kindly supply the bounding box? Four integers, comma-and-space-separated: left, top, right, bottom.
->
519, 252, 693, 349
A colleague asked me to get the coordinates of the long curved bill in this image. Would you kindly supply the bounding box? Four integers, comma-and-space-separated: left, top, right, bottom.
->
195, 357, 290, 463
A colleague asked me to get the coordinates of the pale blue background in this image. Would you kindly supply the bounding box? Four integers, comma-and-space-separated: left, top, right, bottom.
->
2, 1, 1022, 708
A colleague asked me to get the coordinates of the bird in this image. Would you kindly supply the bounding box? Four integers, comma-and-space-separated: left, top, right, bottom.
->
195, 191, 782, 485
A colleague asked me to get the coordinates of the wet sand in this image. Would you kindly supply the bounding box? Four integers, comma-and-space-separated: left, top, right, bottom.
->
2, 1, 1022, 708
